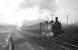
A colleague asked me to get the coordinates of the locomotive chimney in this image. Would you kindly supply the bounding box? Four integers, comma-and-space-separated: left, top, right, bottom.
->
55, 17, 58, 22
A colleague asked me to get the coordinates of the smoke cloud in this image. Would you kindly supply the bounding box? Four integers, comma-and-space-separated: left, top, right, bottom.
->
19, 0, 57, 11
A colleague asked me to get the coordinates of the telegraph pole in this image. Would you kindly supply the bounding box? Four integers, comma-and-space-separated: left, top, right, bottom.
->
75, 20, 76, 24
67, 15, 69, 25
75, 16, 77, 24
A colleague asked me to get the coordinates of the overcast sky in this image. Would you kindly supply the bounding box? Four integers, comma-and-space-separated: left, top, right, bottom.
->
0, 0, 78, 25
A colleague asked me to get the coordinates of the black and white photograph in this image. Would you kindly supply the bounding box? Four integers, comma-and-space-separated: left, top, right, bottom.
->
0, 0, 78, 50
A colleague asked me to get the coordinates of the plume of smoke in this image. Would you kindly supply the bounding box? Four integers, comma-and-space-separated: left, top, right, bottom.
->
19, 0, 58, 12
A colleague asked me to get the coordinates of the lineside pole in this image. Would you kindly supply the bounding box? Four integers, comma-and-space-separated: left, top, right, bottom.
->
67, 15, 69, 25
9, 33, 14, 50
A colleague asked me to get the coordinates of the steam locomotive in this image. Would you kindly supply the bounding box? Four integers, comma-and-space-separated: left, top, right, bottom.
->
40, 17, 64, 37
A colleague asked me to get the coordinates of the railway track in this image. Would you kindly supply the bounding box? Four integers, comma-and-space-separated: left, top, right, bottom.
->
29, 34, 78, 50
20, 30, 78, 50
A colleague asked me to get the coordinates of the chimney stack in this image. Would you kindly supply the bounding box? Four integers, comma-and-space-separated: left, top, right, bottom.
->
55, 17, 58, 22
